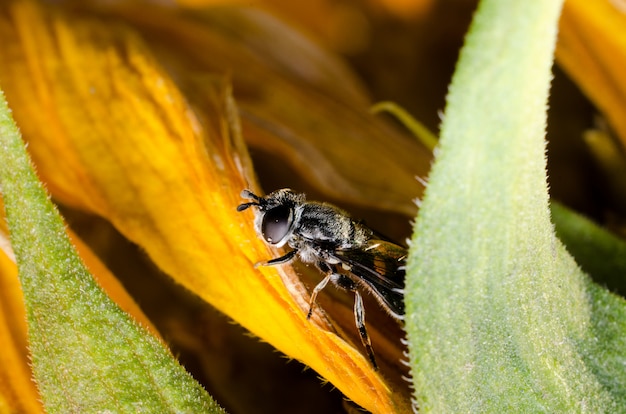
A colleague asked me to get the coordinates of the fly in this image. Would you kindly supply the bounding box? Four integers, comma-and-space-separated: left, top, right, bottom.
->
237, 188, 406, 370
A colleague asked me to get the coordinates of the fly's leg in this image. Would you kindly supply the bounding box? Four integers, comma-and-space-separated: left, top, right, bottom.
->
306, 272, 332, 320
255, 249, 298, 268
353, 289, 378, 370
307, 261, 336, 319
311, 261, 379, 370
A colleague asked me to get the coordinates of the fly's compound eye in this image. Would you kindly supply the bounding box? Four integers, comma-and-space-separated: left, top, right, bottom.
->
261, 205, 293, 244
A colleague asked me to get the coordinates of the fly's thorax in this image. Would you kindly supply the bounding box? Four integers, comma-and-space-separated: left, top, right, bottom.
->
295, 202, 372, 249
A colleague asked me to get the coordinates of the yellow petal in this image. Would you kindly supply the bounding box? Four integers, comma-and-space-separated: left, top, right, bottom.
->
0, 2, 410, 412
557, 0, 626, 145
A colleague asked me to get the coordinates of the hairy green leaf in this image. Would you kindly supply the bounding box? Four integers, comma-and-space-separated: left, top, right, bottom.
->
0, 90, 224, 413
405, 0, 626, 412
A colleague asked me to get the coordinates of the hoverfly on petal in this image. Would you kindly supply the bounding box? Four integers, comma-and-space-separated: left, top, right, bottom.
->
238, 189, 406, 369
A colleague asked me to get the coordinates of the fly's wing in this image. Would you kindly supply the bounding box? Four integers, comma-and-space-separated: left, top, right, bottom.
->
331, 240, 407, 318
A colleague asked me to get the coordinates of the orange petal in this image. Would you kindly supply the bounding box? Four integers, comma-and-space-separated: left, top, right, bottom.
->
0, 2, 409, 412
557, 0, 626, 146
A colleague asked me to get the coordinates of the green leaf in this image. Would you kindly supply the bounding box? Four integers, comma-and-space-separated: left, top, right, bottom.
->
0, 90, 225, 413
405, 0, 626, 412
552, 202, 626, 296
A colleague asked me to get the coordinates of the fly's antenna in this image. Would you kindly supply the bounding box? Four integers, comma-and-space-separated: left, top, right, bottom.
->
237, 189, 263, 211
236, 202, 257, 211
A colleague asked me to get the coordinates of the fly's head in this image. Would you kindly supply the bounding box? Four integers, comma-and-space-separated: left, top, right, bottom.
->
237, 189, 305, 248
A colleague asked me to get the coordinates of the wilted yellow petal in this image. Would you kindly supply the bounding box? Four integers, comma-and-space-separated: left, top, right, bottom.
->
557, 0, 626, 145
113, 5, 428, 218
0, 2, 410, 412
